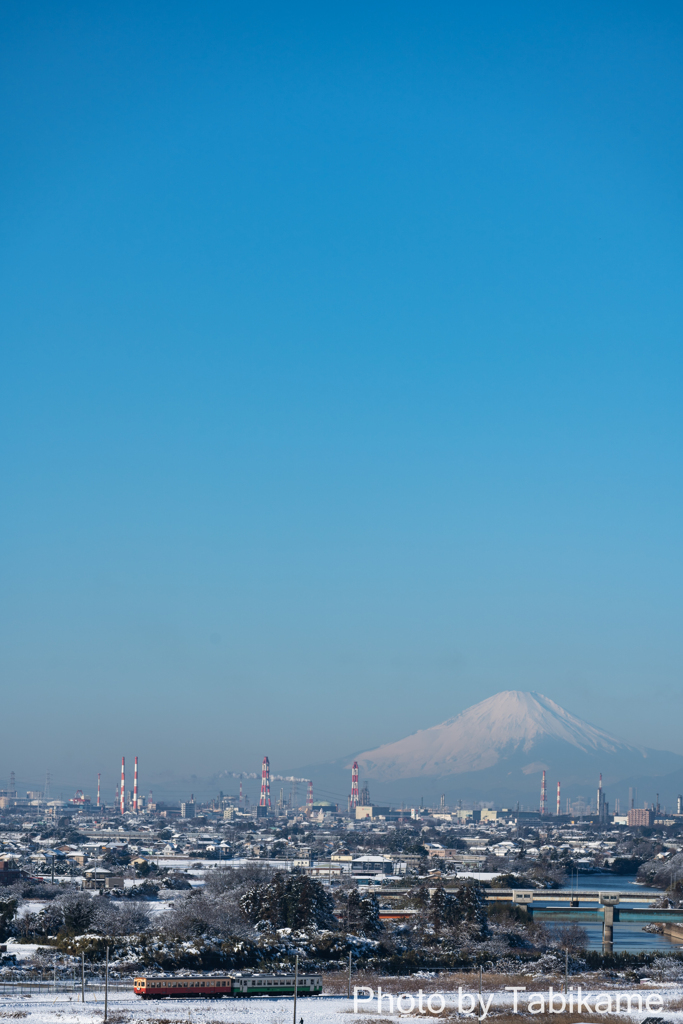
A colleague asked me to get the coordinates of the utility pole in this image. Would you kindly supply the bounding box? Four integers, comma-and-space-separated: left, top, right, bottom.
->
564, 948, 569, 995
81, 952, 85, 1002
51, 856, 55, 885
104, 946, 109, 1022
348, 951, 352, 998
293, 954, 298, 1024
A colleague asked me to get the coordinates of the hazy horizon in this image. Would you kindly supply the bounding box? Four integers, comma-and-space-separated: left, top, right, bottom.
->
3, 687, 682, 806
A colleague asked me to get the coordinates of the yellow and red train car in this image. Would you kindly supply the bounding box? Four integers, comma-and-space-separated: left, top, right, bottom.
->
134, 971, 323, 999
134, 976, 232, 998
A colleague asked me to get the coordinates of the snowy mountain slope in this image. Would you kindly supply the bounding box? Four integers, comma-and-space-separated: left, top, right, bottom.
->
348, 690, 662, 783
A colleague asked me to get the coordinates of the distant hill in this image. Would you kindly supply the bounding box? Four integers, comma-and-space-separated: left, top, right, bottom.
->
304, 691, 683, 809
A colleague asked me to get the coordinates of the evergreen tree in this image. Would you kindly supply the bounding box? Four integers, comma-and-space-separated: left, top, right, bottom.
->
0, 896, 17, 941
429, 884, 449, 931
344, 889, 382, 935
240, 872, 335, 930
454, 879, 488, 935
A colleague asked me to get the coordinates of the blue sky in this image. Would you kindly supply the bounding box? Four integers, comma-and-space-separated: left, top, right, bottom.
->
1, 2, 683, 796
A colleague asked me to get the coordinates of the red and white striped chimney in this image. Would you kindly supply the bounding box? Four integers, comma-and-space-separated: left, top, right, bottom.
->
351, 761, 359, 809
97, 773, 101, 808
133, 757, 139, 812
306, 780, 313, 815
120, 757, 125, 815
556, 781, 561, 816
259, 756, 271, 808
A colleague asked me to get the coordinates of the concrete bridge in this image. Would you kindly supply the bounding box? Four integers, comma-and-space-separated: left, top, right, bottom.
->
499, 891, 683, 952
485, 888, 658, 905
376, 888, 683, 953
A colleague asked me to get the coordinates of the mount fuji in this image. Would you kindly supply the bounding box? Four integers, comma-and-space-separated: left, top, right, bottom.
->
351, 691, 652, 781
307, 691, 683, 807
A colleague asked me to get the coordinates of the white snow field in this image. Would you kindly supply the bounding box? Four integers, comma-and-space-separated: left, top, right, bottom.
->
2, 987, 683, 1024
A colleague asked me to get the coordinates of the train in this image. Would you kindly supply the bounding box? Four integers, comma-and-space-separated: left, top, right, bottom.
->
133, 971, 323, 999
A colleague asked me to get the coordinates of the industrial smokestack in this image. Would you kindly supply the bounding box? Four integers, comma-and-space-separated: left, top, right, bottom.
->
97, 774, 101, 808
133, 757, 139, 813
540, 769, 547, 816
259, 756, 271, 808
120, 757, 125, 815
351, 761, 359, 810
556, 781, 561, 817
306, 780, 313, 815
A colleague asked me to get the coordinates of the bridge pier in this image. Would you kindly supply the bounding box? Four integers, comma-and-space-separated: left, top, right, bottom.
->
602, 905, 614, 954
512, 891, 534, 921
599, 893, 620, 955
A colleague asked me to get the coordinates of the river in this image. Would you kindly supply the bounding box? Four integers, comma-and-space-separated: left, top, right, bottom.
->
542, 872, 679, 953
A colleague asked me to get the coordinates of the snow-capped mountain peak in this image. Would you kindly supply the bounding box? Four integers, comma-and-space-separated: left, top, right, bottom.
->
350, 690, 642, 782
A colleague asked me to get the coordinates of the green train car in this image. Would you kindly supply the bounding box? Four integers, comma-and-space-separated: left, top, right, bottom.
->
232, 972, 323, 996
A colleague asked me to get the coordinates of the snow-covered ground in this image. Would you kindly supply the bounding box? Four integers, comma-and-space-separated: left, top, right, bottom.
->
151, 857, 293, 871
0, 992, 346, 1024
145, 898, 178, 918
4, 940, 50, 960
2, 987, 683, 1023
454, 872, 501, 882
15, 900, 49, 919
